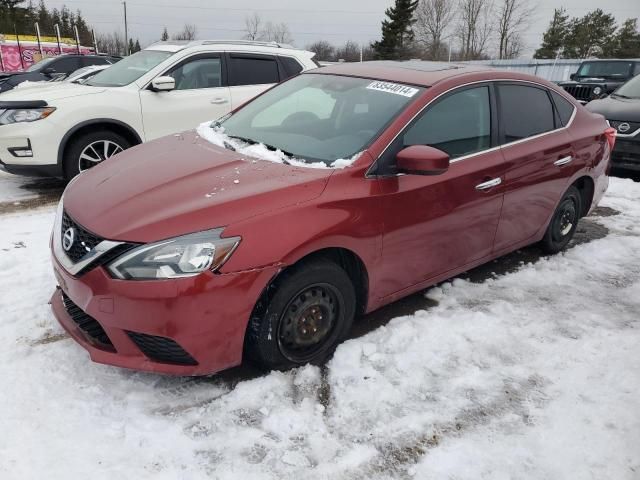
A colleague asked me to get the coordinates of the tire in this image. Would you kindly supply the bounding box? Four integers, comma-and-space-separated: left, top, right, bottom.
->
245, 259, 356, 371
63, 130, 131, 181
540, 186, 582, 254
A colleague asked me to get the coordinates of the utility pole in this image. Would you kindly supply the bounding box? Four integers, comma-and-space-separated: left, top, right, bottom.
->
122, 1, 128, 56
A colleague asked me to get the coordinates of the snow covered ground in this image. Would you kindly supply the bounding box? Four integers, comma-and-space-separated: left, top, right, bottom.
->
1, 178, 639, 479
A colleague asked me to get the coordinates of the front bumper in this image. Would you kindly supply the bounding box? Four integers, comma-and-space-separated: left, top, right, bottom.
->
0, 118, 62, 176
50, 251, 278, 376
611, 136, 640, 172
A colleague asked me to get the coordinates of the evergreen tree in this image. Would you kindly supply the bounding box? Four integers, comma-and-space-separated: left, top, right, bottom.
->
372, 0, 419, 60
134, 39, 141, 52
161, 27, 169, 41
534, 8, 569, 59
611, 18, 640, 58
563, 9, 617, 58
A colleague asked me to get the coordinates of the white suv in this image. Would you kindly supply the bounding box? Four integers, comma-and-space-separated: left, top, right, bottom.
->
0, 40, 318, 179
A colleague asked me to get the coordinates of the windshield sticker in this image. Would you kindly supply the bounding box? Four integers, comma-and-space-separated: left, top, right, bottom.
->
366, 81, 419, 97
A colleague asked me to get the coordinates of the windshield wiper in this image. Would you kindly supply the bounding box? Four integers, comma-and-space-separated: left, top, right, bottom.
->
227, 135, 294, 165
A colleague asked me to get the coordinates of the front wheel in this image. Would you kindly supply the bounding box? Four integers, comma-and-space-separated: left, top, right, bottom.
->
245, 260, 356, 371
63, 130, 130, 180
540, 186, 582, 254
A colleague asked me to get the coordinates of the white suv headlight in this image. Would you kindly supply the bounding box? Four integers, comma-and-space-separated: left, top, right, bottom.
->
108, 229, 241, 280
0, 107, 56, 125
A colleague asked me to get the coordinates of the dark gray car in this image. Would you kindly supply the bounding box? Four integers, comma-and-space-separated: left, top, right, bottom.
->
587, 74, 640, 171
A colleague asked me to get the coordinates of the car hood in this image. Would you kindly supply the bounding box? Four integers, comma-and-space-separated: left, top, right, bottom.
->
586, 95, 640, 122
0, 82, 107, 101
64, 131, 334, 243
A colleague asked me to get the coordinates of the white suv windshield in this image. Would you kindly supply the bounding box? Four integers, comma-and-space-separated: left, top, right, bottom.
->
220, 74, 423, 164
86, 50, 172, 87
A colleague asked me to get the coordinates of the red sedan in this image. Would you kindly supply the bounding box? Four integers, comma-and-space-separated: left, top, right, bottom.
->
50, 62, 615, 375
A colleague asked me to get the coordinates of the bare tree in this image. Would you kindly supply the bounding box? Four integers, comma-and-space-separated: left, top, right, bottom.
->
307, 40, 335, 61
457, 0, 493, 60
414, 0, 456, 60
495, 0, 534, 59
335, 40, 361, 62
96, 30, 126, 56
172, 23, 198, 41
261, 21, 293, 44
244, 12, 262, 40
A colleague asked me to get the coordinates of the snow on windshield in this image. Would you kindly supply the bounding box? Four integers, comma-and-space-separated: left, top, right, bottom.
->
196, 122, 361, 170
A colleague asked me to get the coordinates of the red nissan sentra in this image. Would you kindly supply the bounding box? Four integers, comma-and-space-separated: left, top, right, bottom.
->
50, 62, 615, 375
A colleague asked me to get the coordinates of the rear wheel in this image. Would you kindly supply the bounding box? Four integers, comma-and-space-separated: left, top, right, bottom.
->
541, 186, 582, 254
63, 130, 130, 180
245, 260, 356, 371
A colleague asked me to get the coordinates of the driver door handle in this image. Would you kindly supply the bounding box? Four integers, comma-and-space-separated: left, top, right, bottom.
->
211, 97, 229, 105
475, 177, 502, 190
554, 156, 573, 167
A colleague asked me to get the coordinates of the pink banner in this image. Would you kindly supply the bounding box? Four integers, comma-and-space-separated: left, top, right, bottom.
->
0, 43, 93, 72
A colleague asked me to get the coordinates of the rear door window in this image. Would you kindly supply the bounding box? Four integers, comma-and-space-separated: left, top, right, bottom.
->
498, 84, 556, 143
403, 86, 492, 158
227, 54, 279, 86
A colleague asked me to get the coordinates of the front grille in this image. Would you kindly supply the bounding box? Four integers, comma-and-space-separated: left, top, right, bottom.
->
611, 139, 640, 165
609, 120, 640, 136
61, 211, 103, 263
562, 84, 595, 102
61, 292, 114, 350
126, 332, 198, 366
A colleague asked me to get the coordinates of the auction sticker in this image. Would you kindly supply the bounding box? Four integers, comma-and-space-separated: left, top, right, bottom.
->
366, 81, 419, 97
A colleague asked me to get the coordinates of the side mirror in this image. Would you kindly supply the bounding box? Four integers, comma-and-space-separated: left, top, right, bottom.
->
569, 73, 576, 81
396, 145, 450, 176
150, 76, 176, 92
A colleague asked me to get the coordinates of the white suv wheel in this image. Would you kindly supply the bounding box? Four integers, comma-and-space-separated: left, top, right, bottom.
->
79, 140, 124, 172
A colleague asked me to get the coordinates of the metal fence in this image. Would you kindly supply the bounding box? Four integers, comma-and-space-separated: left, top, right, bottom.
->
461, 59, 583, 82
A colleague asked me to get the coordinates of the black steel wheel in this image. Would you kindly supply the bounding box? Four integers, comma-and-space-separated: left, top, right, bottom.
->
245, 259, 356, 370
541, 186, 582, 254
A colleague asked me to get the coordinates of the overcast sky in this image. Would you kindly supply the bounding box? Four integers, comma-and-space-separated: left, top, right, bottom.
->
38, 0, 640, 56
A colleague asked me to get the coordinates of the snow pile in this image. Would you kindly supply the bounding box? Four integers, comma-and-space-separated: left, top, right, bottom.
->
0, 178, 639, 479
196, 122, 361, 170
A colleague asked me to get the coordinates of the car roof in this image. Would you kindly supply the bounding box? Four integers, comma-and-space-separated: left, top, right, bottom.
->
146, 40, 301, 54
311, 61, 494, 87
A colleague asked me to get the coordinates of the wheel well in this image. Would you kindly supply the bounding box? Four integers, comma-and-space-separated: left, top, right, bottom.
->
250, 248, 369, 328
572, 176, 595, 217
59, 121, 142, 166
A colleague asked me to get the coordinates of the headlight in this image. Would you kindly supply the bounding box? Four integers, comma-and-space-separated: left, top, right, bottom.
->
0, 107, 56, 125
592, 86, 602, 96
108, 228, 241, 280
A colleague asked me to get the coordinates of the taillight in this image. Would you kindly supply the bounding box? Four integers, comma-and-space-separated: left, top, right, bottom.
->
604, 127, 616, 151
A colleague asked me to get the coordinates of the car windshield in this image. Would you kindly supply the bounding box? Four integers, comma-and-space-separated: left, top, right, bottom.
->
575, 62, 633, 78
615, 75, 640, 99
86, 50, 172, 87
219, 74, 423, 164
25, 56, 57, 72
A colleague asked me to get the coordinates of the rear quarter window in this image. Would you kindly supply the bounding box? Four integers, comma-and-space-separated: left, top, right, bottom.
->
279, 56, 304, 79
550, 91, 575, 127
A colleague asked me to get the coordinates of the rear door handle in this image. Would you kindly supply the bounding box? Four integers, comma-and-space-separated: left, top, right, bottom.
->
554, 156, 573, 166
211, 98, 228, 105
475, 177, 502, 190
